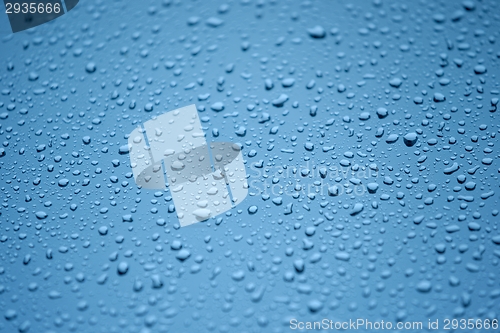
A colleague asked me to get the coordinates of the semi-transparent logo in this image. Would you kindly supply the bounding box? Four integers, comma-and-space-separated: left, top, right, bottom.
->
127, 104, 248, 227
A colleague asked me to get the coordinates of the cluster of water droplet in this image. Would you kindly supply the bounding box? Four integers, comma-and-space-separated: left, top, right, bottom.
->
0, 0, 498, 332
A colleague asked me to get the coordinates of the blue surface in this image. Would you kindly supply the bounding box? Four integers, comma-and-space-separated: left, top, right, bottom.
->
0, 0, 499, 332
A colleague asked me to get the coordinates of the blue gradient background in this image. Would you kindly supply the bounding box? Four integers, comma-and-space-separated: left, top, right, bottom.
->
0, 0, 499, 332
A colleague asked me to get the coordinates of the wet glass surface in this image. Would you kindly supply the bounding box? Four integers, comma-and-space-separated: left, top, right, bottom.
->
0, 0, 499, 332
